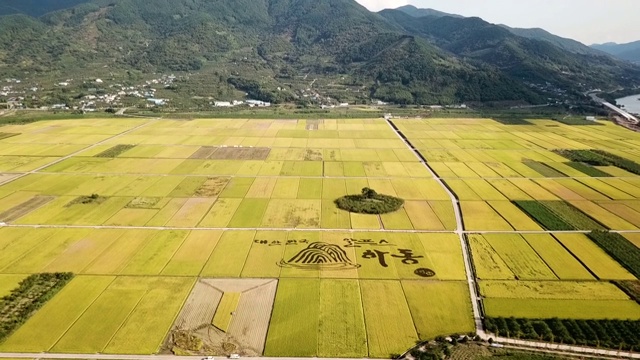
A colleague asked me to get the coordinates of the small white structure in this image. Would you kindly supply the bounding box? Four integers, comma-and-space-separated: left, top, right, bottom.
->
214, 101, 232, 107
246, 100, 271, 107
95, 79, 103, 84
147, 98, 166, 106
586, 116, 597, 121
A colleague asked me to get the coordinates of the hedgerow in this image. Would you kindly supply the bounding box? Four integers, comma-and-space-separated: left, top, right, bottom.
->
484, 317, 640, 350
0, 273, 74, 342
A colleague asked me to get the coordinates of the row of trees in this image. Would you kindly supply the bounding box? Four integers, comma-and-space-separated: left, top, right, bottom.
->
0, 273, 74, 342
485, 317, 640, 350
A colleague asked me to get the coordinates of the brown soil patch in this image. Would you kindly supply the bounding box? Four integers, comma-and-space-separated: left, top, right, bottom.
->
0, 174, 18, 183
209, 147, 271, 160
190, 146, 218, 160
166, 279, 277, 357
0, 195, 55, 223
195, 177, 231, 197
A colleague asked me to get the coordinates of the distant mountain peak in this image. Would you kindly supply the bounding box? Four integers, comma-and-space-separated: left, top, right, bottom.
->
591, 40, 640, 64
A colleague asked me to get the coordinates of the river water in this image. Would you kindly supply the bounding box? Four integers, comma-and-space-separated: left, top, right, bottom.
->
616, 94, 640, 114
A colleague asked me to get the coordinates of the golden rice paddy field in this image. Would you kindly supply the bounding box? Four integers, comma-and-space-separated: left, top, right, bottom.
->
0, 117, 639, 357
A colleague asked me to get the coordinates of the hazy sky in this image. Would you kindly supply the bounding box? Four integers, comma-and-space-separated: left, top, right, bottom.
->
356, 0, 639, 45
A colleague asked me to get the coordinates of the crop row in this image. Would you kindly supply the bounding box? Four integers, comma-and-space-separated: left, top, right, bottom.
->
485, 317, 640, 350
555, 149, 640, 176
587, 231, 640, 278
514, 200, 605, 231
0, 273, 73, 342
513, 201, 575, 230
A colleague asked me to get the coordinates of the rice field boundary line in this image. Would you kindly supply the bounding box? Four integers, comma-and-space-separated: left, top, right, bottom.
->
385, 119, 484, 337
0, 121, 153, 188
3, 223, 640, 235
23, 171, 640, 182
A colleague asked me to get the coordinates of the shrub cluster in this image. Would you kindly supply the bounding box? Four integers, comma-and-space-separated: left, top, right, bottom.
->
587, 231, 640, 278
485, 317, 640, 350
335, 188, 404, 214
0, 273, 74, 342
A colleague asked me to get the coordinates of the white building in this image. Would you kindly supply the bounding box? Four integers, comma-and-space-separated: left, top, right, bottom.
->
246, 100, 271, 107
214, 101, 232, 107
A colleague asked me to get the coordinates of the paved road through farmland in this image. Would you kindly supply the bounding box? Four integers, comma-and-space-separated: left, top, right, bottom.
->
384, 119, 485, 338
4, 223, 640, 235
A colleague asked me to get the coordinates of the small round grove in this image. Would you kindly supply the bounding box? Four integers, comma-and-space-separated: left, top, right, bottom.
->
334, 187, 405, 215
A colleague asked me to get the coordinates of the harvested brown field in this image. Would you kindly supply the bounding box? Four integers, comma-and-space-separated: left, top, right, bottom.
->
0, 195, 55, 222
190, 147, 218, 160
174, 281, 223, 330
0, 174, 18, 183
195, 177, 231, 197
209, 147, 271, 160
167, 279, 277, 356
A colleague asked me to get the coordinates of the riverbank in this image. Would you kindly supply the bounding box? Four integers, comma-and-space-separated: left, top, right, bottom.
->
616, 93, 640, 114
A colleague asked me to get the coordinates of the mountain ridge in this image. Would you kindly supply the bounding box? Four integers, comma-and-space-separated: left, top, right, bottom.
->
592, 40, 640, 64
0, 0, 638, 107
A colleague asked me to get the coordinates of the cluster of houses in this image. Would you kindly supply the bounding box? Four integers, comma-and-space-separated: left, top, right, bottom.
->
212, 100, 271, 108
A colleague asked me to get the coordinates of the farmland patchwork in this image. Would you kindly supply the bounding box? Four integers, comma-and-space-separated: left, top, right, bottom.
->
0, 118, 639, 356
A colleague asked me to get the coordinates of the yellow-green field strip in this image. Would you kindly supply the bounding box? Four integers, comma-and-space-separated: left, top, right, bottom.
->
2, 223, 640, 234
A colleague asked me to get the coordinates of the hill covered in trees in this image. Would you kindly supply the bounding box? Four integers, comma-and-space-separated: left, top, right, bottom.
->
0, 0, 639, 105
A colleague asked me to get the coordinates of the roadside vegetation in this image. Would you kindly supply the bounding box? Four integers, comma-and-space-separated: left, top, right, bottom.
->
335, 188, 404, 214
0, 273, 74, 342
